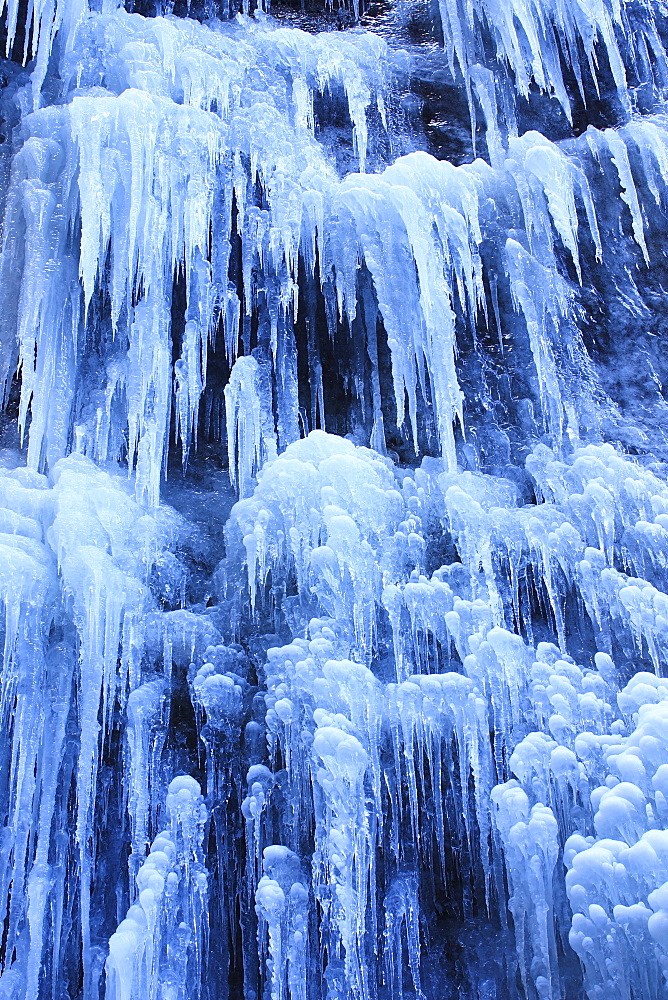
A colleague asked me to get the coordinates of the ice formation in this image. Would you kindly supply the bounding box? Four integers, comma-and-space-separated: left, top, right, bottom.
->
2, 0, 668, 994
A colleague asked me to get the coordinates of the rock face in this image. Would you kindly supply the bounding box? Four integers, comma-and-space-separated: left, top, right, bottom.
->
1, 0, 668, 996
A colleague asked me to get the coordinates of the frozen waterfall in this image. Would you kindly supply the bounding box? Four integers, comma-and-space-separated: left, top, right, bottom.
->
2, 0, 668, 994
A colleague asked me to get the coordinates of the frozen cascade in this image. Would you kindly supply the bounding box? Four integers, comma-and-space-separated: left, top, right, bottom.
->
4, 0, 668, 995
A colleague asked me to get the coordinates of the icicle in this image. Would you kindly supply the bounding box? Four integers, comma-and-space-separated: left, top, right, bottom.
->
106, 776, 208, 1000
382, 875, 423, 1000
492, 783, 560, 999
225, 355, 277, 498
256, 846, 309, 1000
312, 722, 370, 995
602, 127, 651, 265
470, 65, 504, 168
126, 680, 168, 880
505, 240, 567, 443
